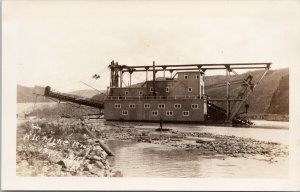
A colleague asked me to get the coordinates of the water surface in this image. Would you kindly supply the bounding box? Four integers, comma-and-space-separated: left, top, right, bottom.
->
107, 140, 288, 178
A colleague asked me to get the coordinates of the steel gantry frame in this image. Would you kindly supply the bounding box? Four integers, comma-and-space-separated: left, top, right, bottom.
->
108, 61, 271, 121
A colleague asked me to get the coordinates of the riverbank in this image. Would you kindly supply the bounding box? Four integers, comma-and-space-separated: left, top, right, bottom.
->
16, 119, 122, 177
99, 121, 288, 160
16, 116, 289, 177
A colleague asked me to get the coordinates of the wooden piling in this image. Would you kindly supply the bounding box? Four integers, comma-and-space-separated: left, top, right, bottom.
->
83, 126, 114, 156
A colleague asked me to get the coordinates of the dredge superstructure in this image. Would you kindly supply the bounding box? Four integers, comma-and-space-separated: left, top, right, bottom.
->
35, 61, 271, 125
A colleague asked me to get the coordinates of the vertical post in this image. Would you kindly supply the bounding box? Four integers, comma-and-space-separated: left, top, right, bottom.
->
109, 60, 114, 87
198, 66, 202, 98
226, 65, 229, 119
153, 61, 156, 98
202, 72, 205, 95
120, 70, 123, 88
228, 69, 231, 116
145, 66, 149, 82
162, 66, 166, 78
115, 62, 119, 88
129, 72, 132, 87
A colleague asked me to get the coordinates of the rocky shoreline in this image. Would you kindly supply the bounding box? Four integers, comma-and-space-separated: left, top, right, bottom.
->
100, 123, 288, 160
16, 117, 289, 177
16, 119, 122, 177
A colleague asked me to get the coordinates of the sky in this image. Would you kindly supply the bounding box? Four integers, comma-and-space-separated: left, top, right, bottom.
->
3, 0, 300, 92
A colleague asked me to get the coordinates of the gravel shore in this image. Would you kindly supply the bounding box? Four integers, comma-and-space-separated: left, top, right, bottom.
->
16, 118, 122, 177
16, 117, 288, 177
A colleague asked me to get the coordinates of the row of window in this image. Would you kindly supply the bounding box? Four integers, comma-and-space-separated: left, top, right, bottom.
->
150, 87, 170, 92
115, 103, 199, 109
119, 75, 200, 96
123, 91, 144, 96
184, 74, 200, 80
150, 87, 192, 92
150, 87, 160, 92
122, 86, 194, 96
121, 110, 190, 116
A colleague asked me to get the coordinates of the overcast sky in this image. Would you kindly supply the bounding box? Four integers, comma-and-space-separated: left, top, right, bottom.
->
3, 0, 300, 92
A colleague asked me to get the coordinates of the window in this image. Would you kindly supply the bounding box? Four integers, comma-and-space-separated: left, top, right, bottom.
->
166, 111, 173, 116
174, 104, 181, 109
183, 111, 190, 116
188, 87, 192, 92
152, 110, 158, 116
122, 110, 128, 115
191, 104, 199, 109
129, 104, 135, 108
184, 75, 188, 80
115, 103, 121, 108
144, 103, 150, 108
150, 87, 154, 92
125, 91, 129, 96
158, 104, 165, 109
196, 75, 199, 79
139, 91, 143, 95
166, 87, 169, 92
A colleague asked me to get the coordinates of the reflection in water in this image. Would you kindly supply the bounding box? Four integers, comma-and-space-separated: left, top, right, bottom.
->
107, 140, 288, 178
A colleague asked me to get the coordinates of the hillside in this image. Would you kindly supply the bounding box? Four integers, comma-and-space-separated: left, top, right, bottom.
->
68, 89, 100, 98
267, 74, 289, 114
204, 68, 289, 114
17, 85, 52, 103
17, 85, 100, 103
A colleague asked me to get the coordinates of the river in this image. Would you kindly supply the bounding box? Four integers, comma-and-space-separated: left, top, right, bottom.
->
107, 140, 288, 178
105, 121, 288, 178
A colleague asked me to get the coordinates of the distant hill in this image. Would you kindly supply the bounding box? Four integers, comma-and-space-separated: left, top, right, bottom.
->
68, 89, 100, 98
17, 85, 52, 103
91, 92, 107, 101
17, 85, 100, 103
267, 74, 289, 114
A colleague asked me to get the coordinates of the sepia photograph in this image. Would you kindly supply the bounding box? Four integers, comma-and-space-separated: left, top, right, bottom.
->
2, 0, 300, 191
